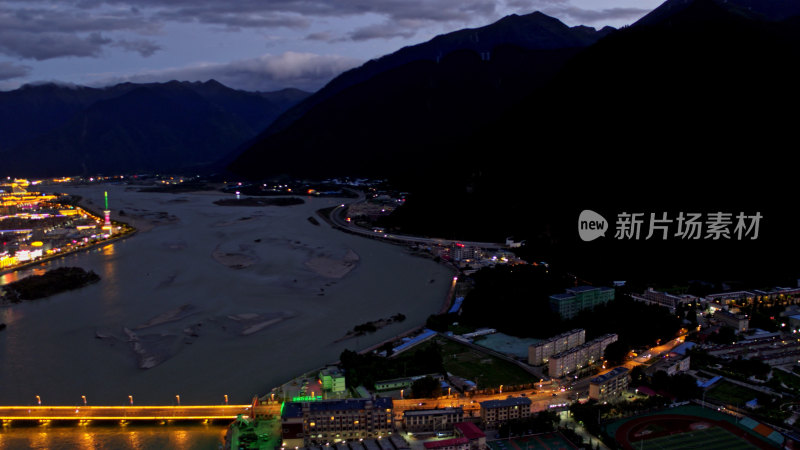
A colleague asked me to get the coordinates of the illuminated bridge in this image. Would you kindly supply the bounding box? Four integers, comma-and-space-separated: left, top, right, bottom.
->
0, 404, 279, 423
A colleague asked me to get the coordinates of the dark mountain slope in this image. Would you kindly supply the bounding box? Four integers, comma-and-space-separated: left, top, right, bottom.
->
636, 0, 800, 25
244, 12, 613, 145
384, 0, 800, 282
229, 12, 613, 178
0, 84, 118, 152
0, 80, 309, 177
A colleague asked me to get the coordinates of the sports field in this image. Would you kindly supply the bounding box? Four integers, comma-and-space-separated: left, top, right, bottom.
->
632, 426, 756, 450
608, 407, 778, 450
488, 432, 578, 450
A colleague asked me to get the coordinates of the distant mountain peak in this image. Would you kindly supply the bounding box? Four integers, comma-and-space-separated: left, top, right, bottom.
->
636, 0, 800, 27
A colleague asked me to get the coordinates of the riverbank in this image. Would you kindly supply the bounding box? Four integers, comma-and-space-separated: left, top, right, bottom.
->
0, 228, 136, 279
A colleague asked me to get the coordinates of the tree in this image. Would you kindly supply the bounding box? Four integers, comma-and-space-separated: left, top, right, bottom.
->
569, 400, 602, 435
708, 327, 737, 345
629, 366, 646, 387
603, 340, 631, 366
668, 373, 700, 400
425, 313, 454, 332
379, 341, 394, 357
411, 342, 445, 375
411, 376, 442, 398
651, 370, 670, 392
686, 308, 698, 326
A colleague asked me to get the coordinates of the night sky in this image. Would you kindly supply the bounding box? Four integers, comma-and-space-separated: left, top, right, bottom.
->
0, 0, 663, 92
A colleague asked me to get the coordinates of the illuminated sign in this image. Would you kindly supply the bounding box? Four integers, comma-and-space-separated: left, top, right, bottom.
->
291, 395, 322, 402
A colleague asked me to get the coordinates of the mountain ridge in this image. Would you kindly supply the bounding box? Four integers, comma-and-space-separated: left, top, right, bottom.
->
229, 11, 615, 179
0, 80, 309, 177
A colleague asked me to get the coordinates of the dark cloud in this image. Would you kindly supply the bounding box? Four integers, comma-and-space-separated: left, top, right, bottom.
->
305, 31, 336, 42
0, 61, 31, 80
349, 23, 418, 41
0, 0, 650, 65
86, 0, 501, 26
0, 4, 156, 60
558, 6, 650, 23
5, 0, 505, 43
0, 31, 111, 60
94, 52, 362, 92
0, 6, 153, 33
113, 39, 161, 57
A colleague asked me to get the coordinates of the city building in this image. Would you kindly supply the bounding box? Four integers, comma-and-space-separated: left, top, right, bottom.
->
589, 367, 629, 402
706, 335, 800, 366
713, 309, 749, 333
390, 435, 411, 449
453, 422, 486, 450
451, 243, 481, 262
374, 374, 444, 392
528, 329, 585, 365
479, 397, 531, 428
281, 398, 393, 447
549, 334, 618, 378
631, 288, 696, 313
319, 367, 346, 394
705, 288, 800, 307
403, 408, 464, 433
549, 286, 615, 319
374, 377, 413, 392
423, 438, 470, 450
645, 355, 691, 377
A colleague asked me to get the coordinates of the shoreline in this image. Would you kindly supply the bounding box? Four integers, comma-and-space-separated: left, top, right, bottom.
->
1, 192, 138, 279
0, 228, 137, 279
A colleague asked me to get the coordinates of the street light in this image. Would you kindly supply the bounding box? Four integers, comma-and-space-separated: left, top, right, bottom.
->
82, 395, 87, 406
36, 395, 41, 406
129, 395, 134, 406
225, 394, 229, 405
176, 395, 181, 406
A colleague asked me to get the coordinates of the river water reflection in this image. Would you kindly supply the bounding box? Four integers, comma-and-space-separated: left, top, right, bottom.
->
0, 185, 453, 448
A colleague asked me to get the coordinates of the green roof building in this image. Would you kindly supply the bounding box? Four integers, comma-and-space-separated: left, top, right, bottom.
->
319, 367, 346, 393
549, 286, 615, 319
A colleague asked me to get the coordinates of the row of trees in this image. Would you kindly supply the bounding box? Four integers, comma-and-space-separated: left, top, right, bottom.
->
450, 263, 683, 347
339, 343, 444, 395
1, 267, 100, 302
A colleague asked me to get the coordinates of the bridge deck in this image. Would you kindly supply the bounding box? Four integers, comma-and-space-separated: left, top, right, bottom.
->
0, 405, 257, 421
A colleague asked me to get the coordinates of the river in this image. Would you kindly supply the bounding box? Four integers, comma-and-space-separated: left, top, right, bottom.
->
0, 184, 454, 448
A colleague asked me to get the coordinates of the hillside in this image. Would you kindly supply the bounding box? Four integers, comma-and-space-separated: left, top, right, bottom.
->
0, 81, 308, 177
383, 0, 800, 283
229, 12, 613, 179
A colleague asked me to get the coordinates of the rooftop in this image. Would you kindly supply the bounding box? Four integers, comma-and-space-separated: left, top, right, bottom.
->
453, 422, 485, 440
590, 367, 628, 384
281, 398, 393, 418
423, 437, 469, 449
479, 397, 531, 409
404, 407, 463, 417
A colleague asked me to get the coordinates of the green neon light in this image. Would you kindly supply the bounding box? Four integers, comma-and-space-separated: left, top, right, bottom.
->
104, 191, 109, 210
291, 395, 322, 402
